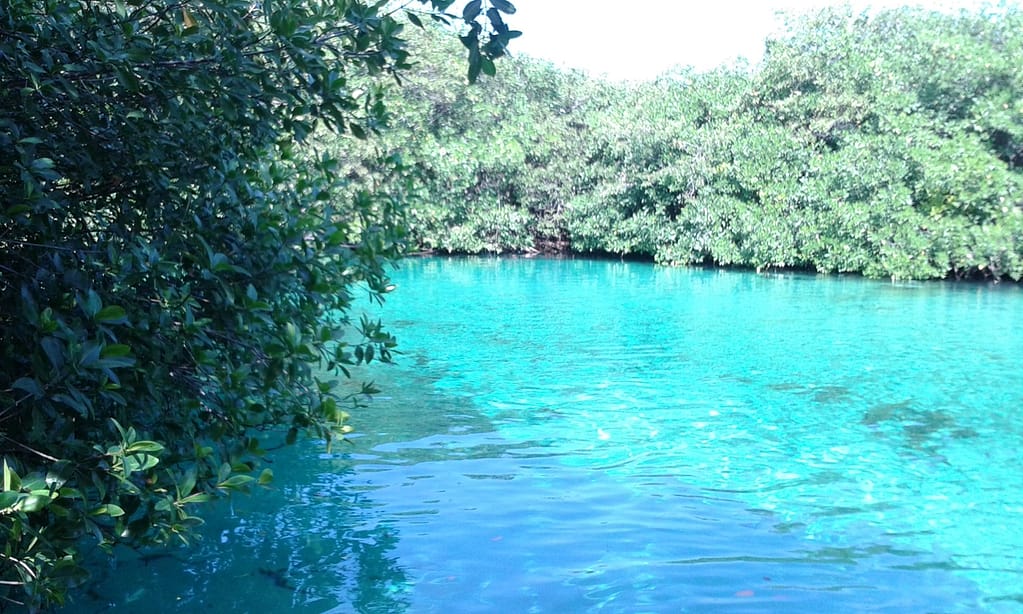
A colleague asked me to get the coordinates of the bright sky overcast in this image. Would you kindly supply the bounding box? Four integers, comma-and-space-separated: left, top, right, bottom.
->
502, 0, 1003, 81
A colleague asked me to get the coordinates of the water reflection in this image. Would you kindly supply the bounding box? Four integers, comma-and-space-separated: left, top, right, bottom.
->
70, 441, 413, 613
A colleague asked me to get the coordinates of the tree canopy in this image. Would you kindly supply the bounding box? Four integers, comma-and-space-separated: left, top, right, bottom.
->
0, 0, 518, 608
378, 4, 1023, 281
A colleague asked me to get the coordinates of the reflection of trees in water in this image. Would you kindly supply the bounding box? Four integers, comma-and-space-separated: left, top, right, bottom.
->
73, 361, 491, 611
218, 466, 412, 614
67, 456, 410, 613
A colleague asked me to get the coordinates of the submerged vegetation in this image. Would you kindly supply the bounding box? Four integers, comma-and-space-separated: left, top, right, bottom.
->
367, 5, 1023, 281
1, 0, 1021, 610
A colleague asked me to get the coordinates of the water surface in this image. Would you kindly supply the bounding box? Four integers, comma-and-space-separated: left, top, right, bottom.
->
76, 258, 1023, 612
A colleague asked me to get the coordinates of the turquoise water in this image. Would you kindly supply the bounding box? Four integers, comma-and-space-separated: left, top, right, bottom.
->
75, 257, 1022, 612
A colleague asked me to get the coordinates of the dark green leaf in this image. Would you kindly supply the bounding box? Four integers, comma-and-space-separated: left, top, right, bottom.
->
45, 460, 74, 490
101, 344, 132, 358
80, 290, 102, 318
125, 441, 164, 454
217, 475, 255, 490
52, 393, 88, 416
467, 47, 482, 83
21, 493, 53, 513
2, 460, 19, 492
91, 504, 125, 517
486, 7, 506, 32
491, 0, 516, 13
12, 377, 43, 398
481, 57, 496, 77
0, 491, 21, 510
462, 0, 482, 21
95, 306, 128, 324
78, 341, 102, 368
41, 337, 65, 371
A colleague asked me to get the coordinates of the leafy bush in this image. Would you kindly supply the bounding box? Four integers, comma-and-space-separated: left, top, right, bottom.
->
0, 0, 518, 607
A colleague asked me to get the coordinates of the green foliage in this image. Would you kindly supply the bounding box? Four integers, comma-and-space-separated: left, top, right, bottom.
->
325, 24, 614, 256
384, 4, 1023, 281
0, 0, 516, 608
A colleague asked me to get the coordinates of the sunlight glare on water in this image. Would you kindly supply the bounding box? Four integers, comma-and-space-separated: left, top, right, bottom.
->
74, 257, 1023, 613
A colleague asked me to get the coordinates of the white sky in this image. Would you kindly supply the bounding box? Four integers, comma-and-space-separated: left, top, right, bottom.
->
502, 0, 1003, 80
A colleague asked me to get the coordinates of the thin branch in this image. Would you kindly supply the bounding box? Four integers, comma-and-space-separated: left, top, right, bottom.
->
0, 239, 99, 253
0, 436, 61, 463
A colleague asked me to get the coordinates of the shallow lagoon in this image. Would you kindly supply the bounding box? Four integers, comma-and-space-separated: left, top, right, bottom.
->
76, 258, 1023, 612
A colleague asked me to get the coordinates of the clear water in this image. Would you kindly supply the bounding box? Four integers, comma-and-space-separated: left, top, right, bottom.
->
73, 257, 1023, 612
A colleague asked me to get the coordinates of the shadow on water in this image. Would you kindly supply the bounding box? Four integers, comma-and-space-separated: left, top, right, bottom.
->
862, 399, 980, 452
766, 381, 857, 405
69, 460, 414, 613
67, 362, 502, 613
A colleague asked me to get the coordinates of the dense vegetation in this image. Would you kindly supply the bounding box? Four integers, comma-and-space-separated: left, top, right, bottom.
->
3, 0, 1021, 610
375, 6, 1023, 281
0, 0, 518, 608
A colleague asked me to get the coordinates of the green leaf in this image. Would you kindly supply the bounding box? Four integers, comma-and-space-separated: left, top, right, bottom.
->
327, 229, 348, 247
481, 57, 496, 77
95, 305, 128, 324
491, 0, 516, 13
101, 344, 132, 358
91, 504, 125, 517
462, 0, 482, 21
486, 7, 506, 32
217, 475, 255, 490
95, 357, 135, 372
177, 466, 198, 498
124, 453, 159, 473
0, 491, 20, 510
80, 290, 102, 318
468, 48, 482, 83
257, 468, 273, 485
12, 377, 43, 398
4, 460, 22, 492
52, 393, 89, 416
30, 157, 58, 180
179, 492, 214, 504
20, 493, 53, 513
45, 460, 73, 490
78, 341, 102, 368
41, 337, 65, 371
125, 441, 164, 454
21, 476, 46, 492
57, 487, 83, 500
211, 253, 233, 272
